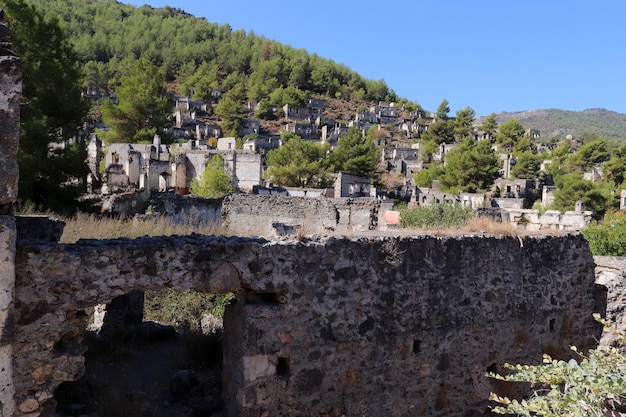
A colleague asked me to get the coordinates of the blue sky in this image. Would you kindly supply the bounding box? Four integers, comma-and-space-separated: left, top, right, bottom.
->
126, 1, 626, 117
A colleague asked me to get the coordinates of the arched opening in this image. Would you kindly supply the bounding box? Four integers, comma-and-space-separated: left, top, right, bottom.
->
53, 289, 234, 417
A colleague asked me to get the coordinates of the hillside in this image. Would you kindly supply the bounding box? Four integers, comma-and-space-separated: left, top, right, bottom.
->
476, 108, 626, 142
22, 0, 416, 112
20, 0, 626, 144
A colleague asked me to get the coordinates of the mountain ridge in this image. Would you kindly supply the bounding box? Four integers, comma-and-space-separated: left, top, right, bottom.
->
477, 108, 626, 142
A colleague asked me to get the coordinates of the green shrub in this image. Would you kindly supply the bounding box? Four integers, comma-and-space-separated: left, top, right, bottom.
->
400, 203, 473, 229
144, 289, 234, 332
488, 314, 626, 416
583, 211, 626, 256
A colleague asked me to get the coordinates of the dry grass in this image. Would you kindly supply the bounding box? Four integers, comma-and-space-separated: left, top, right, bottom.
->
458, 217, 522, 236
59, 212, 225, 243
403, 216, 570, 237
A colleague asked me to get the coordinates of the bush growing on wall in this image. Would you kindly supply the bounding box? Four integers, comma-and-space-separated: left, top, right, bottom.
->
144, 289, 234, 332
487, 314, 626, 417
583, 212, 626, 256
400, 203, 473, 229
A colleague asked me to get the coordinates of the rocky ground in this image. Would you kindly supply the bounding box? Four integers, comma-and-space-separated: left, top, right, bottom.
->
54, 322, 224, 417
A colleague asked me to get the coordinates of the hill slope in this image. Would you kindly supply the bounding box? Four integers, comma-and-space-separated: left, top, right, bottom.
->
22, 0, 412, 109
477, 108, 626, 142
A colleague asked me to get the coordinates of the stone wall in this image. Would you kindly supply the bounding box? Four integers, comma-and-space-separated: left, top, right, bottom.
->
13, 232, 602, 416
221, 194, 380, 236
594, 256, 626, 346
503, 208, 592, 231
0, 9, 20, 416
150, 192, 223, 223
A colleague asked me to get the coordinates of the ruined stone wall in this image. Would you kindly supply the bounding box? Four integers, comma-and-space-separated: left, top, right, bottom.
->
503, 208, 592, 231
221, 194, 380, 236
227, 151, 263, 192
151, 192, 222, 223
14, 232, 601, 416
0, 9, 20, 416
594, 256, 626, 346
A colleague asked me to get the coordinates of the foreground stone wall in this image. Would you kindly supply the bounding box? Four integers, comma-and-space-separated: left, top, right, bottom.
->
14, 232, 601, 416
0, 9, 20, 416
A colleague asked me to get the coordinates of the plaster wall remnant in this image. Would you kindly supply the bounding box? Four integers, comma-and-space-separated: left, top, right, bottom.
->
14, 231, 603, 417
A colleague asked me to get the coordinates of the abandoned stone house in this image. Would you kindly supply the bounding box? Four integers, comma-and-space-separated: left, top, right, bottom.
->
492, 178, 535, 209
242, 134, 281, 154
239, 118, 260, 137
282, 99, 326, 122
103, 136, 263, 195
385, 146, 420, 176
334, 172, 376, 198
370, 101, 399, 124
284, 121, 319, 141
320, 123, 348, 146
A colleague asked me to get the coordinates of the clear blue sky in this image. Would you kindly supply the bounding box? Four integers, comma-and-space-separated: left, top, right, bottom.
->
126, 0, 626, 117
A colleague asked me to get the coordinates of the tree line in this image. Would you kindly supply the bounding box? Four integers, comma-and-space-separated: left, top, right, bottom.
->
23, 0, 414, 109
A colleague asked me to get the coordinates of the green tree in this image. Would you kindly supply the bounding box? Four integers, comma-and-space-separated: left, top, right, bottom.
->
604, 144, 626, 188
189, 154, 234, 199
254, 99, 274, 120
413, 163, 444, 188
214, 99, 243, 136
583, 212, 626, 256
268, 86, 309, 107
453, 106, 476, 140
480, 113, 498, 140
513, 136, 536, 157
420, 119, 454, 145
400, 203, 473, 229
496, 119, 526, 152
332, 126, 380, 179
5, 0, 91, 214
564, 138, 610, 174
440, 138, 501, 192
265, 133, 333, 187
511, 152, 542, 179
214, 86, 245, 136
419, 139, 439, 163
435, 99, 450, 120
552, 174, 615, 218
101, 58, 171, 143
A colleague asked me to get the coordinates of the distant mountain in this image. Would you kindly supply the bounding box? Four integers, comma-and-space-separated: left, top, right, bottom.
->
476, 108, 626, 142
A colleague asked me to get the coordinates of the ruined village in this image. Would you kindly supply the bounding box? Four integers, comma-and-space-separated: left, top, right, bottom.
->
83, 89, 626, 236
3, 2, 626, 417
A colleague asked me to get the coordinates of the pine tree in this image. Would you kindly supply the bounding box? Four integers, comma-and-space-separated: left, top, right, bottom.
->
5, 0, 90, 214
101, 58, 171, 143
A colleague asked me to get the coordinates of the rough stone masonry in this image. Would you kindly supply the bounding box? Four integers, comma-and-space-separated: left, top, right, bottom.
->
0, 10, 609, 417
14, 232, 602, 416
0, 8, 21, 417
